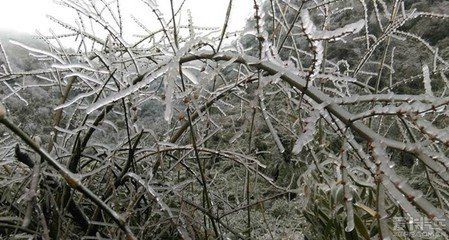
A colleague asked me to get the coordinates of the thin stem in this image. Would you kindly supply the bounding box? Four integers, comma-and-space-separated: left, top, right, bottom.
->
186, 107, 220, 237
217, 0, 233, 52
277, 1, 304, 52
169, 0, 179, 49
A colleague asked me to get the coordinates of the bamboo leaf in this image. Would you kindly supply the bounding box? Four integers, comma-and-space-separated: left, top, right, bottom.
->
354, 213, 370, 240
354, 202, 377, 217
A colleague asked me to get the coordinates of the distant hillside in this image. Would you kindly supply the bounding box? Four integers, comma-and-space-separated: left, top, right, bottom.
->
0, 30, 53, 135
0, 29, 46, 71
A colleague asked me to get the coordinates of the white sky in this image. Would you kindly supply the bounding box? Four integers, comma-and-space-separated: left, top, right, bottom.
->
0, 0, 253, 37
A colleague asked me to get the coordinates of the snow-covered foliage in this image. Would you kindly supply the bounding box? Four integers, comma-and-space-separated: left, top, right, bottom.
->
1, 0, 449, 239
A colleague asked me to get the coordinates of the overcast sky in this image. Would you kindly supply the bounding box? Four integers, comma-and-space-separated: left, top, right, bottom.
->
0, 0, 253, 37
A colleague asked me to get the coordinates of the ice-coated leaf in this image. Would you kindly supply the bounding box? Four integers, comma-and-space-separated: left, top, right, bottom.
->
229, 121, 247, 144
354, 202, 377, 217
292, 109, 320, 155
86, 63, 170, 114
229, 129, 244, 144
422, 64, 434, 97
64, 72, 103, 85
348, 167, 375, 188
102, 120, 119, 133
52, 63, 108, 74
182, 68, 199, 84
54, 125, 87, 135
54, 89, 98, 110
354, 213, 370, 240
164, 62, 179, 123
259, 96, 285, 153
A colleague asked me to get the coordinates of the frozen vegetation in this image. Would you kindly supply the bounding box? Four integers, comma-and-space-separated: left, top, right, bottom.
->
1, 0, 449, 239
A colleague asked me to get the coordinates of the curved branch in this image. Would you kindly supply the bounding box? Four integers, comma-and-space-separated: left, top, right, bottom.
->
175, 51, 449, 187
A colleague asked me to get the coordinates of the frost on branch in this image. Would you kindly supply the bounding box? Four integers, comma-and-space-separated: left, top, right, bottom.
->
299, 8, 365, 82
310, 19, 366, 42
300, 9, 323, 81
